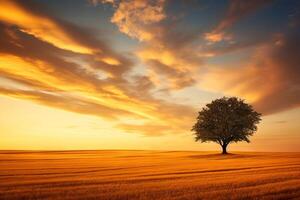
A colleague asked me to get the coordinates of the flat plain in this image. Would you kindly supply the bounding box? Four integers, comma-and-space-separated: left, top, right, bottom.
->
0, 150, 300, 200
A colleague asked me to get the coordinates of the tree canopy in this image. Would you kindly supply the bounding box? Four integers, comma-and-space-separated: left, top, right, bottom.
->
191, 97, 262, 154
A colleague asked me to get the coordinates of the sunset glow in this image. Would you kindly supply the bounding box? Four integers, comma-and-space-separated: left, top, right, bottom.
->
0, 0, 300, 152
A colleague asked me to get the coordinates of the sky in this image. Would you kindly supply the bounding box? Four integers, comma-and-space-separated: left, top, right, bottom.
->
0, 0, 300, 151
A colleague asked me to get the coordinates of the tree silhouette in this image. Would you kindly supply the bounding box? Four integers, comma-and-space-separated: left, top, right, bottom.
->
192, 97, 261, 154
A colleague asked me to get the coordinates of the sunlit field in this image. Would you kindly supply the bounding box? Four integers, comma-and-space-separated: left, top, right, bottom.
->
1, 151, 300, 200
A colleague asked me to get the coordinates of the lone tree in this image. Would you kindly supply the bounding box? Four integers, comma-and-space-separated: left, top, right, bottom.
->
191, 97, 261, 154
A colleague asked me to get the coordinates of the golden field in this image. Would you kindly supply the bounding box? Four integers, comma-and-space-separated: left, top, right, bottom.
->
1, 150, 300, 200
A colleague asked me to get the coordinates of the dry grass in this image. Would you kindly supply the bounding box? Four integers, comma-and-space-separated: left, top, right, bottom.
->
0, 150, 300, 200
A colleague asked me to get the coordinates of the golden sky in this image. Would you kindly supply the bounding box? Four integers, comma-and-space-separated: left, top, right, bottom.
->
0, 0, 299, 151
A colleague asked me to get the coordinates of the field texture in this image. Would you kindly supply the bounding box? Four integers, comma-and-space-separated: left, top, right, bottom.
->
1, 150, 300, 200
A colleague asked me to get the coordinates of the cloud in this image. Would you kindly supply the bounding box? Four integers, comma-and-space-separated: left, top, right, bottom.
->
3, 0, 296, 138
0, 87, 132, 120
90, 0, 116, 6
0, 22, 130, 92
0, 0, 130, 70
204, 32, 227, 43
109, 0, 166, 41
201, 31, 300, 115
100, 0, 205, 90
0, 0, 198, 136
0, 0, 95, 54
117, 99, 196, 136
143, 59, 196, 89
204, 0, 272, 43
252, 32, 300, 114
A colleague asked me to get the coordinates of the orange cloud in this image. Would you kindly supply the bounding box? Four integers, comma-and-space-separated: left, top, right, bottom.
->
101, 0, 205, 90
0, 8, 197, 137
101, 57, 120, 66
204, 32, 233, 44
110, 0, 166, 41
0, 0, 96, 54
4, 0, 296, 139
204, 32, 226, 43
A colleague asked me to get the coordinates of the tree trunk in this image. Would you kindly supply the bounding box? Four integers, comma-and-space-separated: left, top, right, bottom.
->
222, 144, 228, 154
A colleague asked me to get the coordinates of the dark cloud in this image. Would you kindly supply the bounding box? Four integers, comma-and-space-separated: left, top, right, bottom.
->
216, 0, 272, 32
202, 31, 300, 115
253, 32, 300, 114
205, 0, 272, 43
